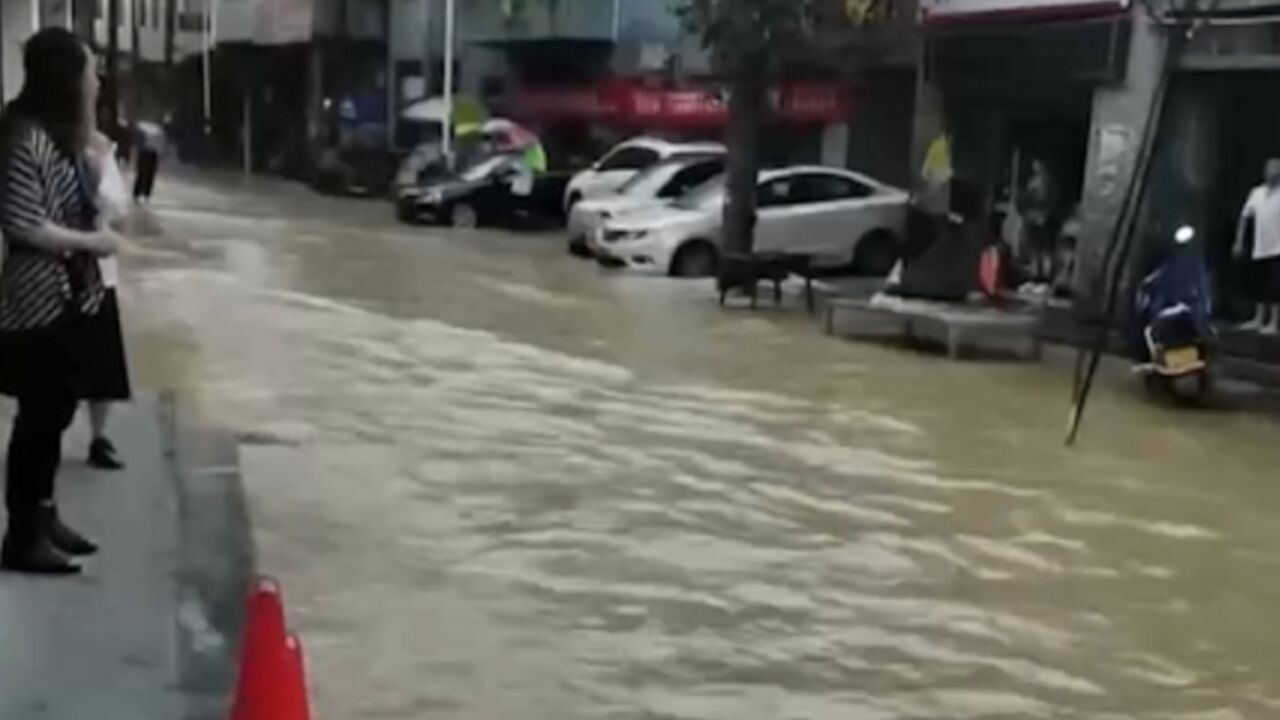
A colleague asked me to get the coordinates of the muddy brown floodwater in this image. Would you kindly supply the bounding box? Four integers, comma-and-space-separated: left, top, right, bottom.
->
125, 172, 1280, 720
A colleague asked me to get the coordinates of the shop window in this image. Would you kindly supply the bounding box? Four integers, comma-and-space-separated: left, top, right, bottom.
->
598, 147, 659, 171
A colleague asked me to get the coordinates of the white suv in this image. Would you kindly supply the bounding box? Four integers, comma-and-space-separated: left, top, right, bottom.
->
563, 137, 726, 214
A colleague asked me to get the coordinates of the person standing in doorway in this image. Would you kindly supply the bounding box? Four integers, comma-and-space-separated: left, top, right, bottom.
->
1020, 158, 1058, 282
0, 29, 121, 574
1234, 158, 1280, 335
133, 119, 163, 203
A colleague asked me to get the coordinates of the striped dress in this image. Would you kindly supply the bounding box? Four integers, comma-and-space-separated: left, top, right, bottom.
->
0, 122, 104, 332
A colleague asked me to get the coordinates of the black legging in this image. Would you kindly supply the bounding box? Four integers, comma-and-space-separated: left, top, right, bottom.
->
5, 389, 77, 544
134, 149, 158, 199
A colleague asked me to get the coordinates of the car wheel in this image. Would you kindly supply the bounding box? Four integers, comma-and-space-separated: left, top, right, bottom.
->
568, 235, 592, 258
671, 241, 718, 278
853, 230, 900, 276
450, 203, 479, 230
397, 202, 419, 224
565, 193, 582, 214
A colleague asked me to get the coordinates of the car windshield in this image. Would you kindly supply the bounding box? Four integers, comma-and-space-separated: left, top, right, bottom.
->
673, 174, 725, 209
617, 162, 680, 197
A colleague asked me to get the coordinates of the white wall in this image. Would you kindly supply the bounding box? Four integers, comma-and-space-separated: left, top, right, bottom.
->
1074, 8, 1164, 305
3, 0, 40, 101
218, 0, 255, 43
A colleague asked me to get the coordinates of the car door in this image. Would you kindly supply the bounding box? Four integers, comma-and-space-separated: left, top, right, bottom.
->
792, 173, 880, 260
755, 173, 889, 259
753, 174, 809, 253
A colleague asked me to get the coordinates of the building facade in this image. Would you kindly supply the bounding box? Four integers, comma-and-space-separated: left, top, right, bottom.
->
452, 0, 917, 176
1146, 4, 1280, 319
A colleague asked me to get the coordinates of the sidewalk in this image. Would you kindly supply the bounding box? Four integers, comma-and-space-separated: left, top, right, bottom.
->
814, 276, 1280, 387
0, 394, 250, 720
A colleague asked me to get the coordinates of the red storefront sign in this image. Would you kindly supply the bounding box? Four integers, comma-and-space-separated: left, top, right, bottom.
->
509, 80, 851, 127
510, 87, 618, 120
779, 82, 851, 123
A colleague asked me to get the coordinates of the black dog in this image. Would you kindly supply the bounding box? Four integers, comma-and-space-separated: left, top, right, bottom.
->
717, 253, 791, 308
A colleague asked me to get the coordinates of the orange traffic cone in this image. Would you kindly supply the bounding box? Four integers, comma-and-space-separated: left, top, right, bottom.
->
230, 577, 292, 720
279, 634, 313, 720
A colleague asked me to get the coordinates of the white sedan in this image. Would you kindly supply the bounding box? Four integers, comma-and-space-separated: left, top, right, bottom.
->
566, 154, 725, 256
563, 137, 726, 214
594, 166, 909, 277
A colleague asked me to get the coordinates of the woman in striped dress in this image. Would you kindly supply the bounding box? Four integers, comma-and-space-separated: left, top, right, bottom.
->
0, 29, 122, 575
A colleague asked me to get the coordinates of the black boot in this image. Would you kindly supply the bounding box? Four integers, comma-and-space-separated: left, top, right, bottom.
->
88, 437, 125, 471
1, 526, 80, 575
42, 506, 98, 557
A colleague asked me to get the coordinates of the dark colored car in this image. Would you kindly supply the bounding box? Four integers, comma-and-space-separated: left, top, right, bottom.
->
395, 154, 569, 229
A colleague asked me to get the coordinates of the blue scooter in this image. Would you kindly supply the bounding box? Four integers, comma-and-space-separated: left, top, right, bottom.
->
1132, 225, 1216, 403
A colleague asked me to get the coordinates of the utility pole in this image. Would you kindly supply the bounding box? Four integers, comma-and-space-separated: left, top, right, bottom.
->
441, 0, 455, 162
202, 0, 217, 139
422, 0, 434, 98
130, 0, 140, 149
107, 0, 121, 136
385, 0, 396, 150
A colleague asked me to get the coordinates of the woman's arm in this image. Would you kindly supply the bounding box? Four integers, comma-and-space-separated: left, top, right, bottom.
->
2, 126, 118, 256
20, 221, 118, 256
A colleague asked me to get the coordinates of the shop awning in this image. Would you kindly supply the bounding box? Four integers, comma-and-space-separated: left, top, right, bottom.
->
505, 80, 852, 128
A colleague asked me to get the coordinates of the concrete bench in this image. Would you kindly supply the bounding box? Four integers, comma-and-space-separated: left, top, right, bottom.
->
823, 295, 1044, 360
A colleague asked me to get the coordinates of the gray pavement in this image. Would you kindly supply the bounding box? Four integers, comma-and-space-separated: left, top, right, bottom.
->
0, 394, 249, 720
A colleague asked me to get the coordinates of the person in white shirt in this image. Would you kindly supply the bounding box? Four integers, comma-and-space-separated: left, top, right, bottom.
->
1234, 158, 1280, 335
81, 130, 133, 469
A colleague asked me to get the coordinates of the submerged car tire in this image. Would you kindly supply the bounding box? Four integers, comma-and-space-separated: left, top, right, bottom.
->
568, 235, 592, 258
853, 230, 901, 277
671, 241, 718, 278
450, 203, 479, 229
397, 202, 419, 224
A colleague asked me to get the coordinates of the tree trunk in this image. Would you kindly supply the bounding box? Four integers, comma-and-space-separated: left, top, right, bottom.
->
721, 57, 767, 257
385, 0, 395, 150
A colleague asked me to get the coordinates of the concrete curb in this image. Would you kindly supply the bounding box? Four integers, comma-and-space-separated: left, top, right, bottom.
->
160, 392, 254, 720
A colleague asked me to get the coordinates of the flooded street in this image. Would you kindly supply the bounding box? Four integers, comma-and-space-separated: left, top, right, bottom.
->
125, 172, 1280, 719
